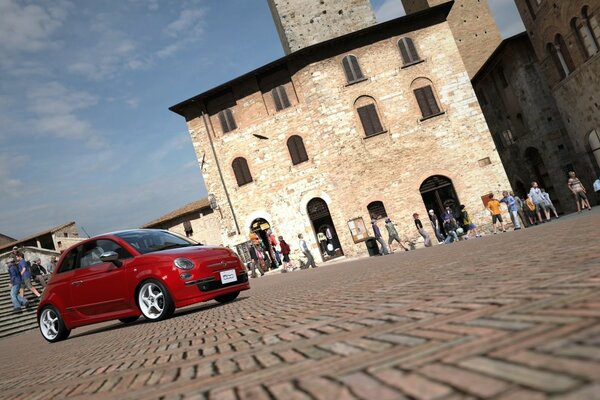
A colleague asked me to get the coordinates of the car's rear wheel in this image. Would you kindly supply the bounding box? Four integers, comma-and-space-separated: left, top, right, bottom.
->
137, 280, 174, 321
39, 306, 71, 343
214, 291, 240, 304
119, 316, 139, 324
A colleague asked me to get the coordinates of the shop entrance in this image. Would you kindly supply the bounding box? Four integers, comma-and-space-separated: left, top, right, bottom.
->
306, 198, 344, 260
250, 217, 277, 269
419, 175, 460, 223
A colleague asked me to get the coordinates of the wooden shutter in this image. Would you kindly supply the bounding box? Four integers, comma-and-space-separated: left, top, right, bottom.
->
218, 111, 229, 133
399, 38, 420, 65
342, 56, 354, 82
233, 158, 252, 186
288, 136, 308, 165
350, 56, 364, 80
357, 104, 383, 137
219, 109, 237, 133
414, 86, 440, 118
273, 86, 291, 111
343, 55, 363, 83
407, 38, 420, 62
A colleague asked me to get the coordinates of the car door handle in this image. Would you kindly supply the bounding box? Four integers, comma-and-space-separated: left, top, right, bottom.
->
71, 281, 83, 286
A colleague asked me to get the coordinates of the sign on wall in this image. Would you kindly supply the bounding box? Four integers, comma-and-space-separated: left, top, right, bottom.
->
347, 217, 368, 243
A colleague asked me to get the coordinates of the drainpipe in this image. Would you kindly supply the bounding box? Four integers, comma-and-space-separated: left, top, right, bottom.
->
200, 109, 241, 235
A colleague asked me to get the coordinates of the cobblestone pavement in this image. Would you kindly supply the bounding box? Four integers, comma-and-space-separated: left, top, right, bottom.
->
1, 210, 599, 400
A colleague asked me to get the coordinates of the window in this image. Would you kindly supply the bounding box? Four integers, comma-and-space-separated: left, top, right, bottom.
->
414, 85, 441, 119
398, 37, 421, 66
287, 135, 309, 165
355, 97, 385, 137
548, 35, 575, 80
342, 55, 365, 84
367, 201, 388, 219
502, 129, 516, 146
58, 247, 79, 273
589, 129, 600, 168
581, 7, 600, 57
183, 221, 193, 237
232, 157, 253, 186
218, 109, 237, 133
272, 85, 291, 111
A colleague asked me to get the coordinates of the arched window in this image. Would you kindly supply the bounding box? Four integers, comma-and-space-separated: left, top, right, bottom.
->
218, 109, 237, 133
367, 201, 388, 219
411, 78, 442, 119
589, 129, 600, 168
550, 34, 575, 79
287, 135, 308, 165
272, 85, 291, 111
398, 37, 421, 66
582, 7, 600, 56
232, 157, 252, 186
342, 55, 365, 84
355, 96, 384, 137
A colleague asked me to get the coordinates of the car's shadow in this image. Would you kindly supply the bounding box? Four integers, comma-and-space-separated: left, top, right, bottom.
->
70, 296, 250, 340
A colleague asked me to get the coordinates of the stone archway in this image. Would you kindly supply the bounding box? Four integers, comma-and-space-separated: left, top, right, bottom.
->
419, 175, 460, 217
307, 198, 344, 260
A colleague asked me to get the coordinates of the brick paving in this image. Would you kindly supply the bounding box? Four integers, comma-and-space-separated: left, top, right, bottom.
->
0, 210, 599, 399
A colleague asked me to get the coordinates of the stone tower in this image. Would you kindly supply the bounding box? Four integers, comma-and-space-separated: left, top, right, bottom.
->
267, 0, 377, 54
402, 0, 502, 78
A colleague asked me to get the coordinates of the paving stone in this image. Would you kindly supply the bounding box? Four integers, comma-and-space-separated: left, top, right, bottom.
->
419, 363, 510, 398
373, 368, 453, 400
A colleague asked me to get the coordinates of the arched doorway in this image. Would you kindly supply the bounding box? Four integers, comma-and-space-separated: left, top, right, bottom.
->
419, 175, 460, 222
307, 198, 344, 260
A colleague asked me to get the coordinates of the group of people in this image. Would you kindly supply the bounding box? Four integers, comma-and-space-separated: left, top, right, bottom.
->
6, 249, 56, 313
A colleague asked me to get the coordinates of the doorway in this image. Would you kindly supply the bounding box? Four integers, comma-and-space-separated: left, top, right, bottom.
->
306, 198, 344, 260
419, 175, 460, 223
250, 218, 277, 269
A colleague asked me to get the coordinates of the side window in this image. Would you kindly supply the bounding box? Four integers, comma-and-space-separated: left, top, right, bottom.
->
97, 239, 133, 260
58, 247, 80, 273
79, 240, 104, 268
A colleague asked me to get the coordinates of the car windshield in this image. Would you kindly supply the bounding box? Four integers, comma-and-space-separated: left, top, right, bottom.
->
115, 230, 197, 255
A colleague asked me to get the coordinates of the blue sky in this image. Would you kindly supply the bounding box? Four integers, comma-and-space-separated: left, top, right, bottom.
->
0, 0, 524, 239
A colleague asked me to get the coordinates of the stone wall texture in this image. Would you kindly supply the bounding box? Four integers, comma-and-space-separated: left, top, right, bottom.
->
183, 19, 512, 259
402, 0, 502, 79
514, 0, 600, 190
267, 0, 376, 54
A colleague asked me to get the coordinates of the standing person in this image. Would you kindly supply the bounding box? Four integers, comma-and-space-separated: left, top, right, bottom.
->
442, 216, 459, 244
413, 213, 432, 247
384, 218, 409, 252
47, 256, 57, 274
16, 253, 41, 299
248, 243, 264, 278
7, 258, 28, 312
298, 234, 318, 268
278, 236, 291, 271
486, 194, 506, 234
317, 231, 328, 255
501, 191, 521, 230
458, 204, 481, 239
567, 171, 592, 212
524, 196, 538, 225
30, 258, 49, 288
541, 189, 559, 219
371, 216, 390, 255
267, 230, 282, 267
512, 192, 528, 228
428, 209, 445, 243
529, 182, 551, 223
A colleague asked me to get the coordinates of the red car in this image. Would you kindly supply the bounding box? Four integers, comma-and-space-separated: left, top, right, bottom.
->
37, 229, 249, 342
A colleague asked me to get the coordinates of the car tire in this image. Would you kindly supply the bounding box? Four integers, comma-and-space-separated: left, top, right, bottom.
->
214, 291, 240, 304
39, 306, 71, 343
119, 316, 139, 324
137, 280, 174, 321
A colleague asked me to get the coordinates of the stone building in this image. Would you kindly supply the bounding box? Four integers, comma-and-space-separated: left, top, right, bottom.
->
170, 2, 512, 259
472, 32, 577, 211
513, 0, 600, 194
142, 198, 222, 246
402, 0, 502, 79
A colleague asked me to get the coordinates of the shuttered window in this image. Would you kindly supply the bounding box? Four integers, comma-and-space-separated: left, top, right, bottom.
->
398, 37, 420, 66
367, 201, 388, 219
287, 135, 309, 165
342, 55, 365, 84
414, 86, 441, 119
218, 109, 237, 133
272, 85, 291, 111
357, 104, 384, 137
232, 157, 252, 186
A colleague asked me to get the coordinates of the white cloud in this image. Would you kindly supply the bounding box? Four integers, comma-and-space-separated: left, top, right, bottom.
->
374, 0, 405, 23
148, 133, 193, 162
0, 0, 71, 54
157, 7, 207, 59
0, 152, 30, 199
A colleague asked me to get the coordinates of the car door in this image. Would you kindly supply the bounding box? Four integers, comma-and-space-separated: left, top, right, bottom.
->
69, 239, 132, 318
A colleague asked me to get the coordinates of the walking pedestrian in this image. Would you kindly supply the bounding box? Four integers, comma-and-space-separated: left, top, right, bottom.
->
298, 234, 318, 268
486, 194, 506, 234
371, 216, 390, 255
413, 213, 432, 247
428, 209, 445, 243
16, 253, 41, 298
7, 258, 28, 312
457, 204, 481, 238
541, 189, 559, 219
529, 182, 551, 223
278, 236, 291, 271
501, 191, 521, 230
384, 218, 409, 252
567, 171, 592, 212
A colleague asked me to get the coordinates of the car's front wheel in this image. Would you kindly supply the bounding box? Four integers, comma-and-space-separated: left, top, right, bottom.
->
39, 306, 71, 343
214, 291, 240, 304
137, 280, 174, 321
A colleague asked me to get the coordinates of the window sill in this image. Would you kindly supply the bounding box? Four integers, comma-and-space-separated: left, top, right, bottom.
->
363, 130, 388, 140
345, 77, 368, 87
419, 111, 445, 122
401, 59, 424, 69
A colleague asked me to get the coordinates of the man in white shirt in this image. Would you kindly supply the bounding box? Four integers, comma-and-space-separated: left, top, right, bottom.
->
298, 234, 318, 268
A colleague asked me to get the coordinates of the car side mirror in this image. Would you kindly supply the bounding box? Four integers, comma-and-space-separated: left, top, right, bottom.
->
100, 251, 122, 267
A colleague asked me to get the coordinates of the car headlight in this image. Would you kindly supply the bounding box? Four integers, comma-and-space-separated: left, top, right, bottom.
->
174, 257, 195, 270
